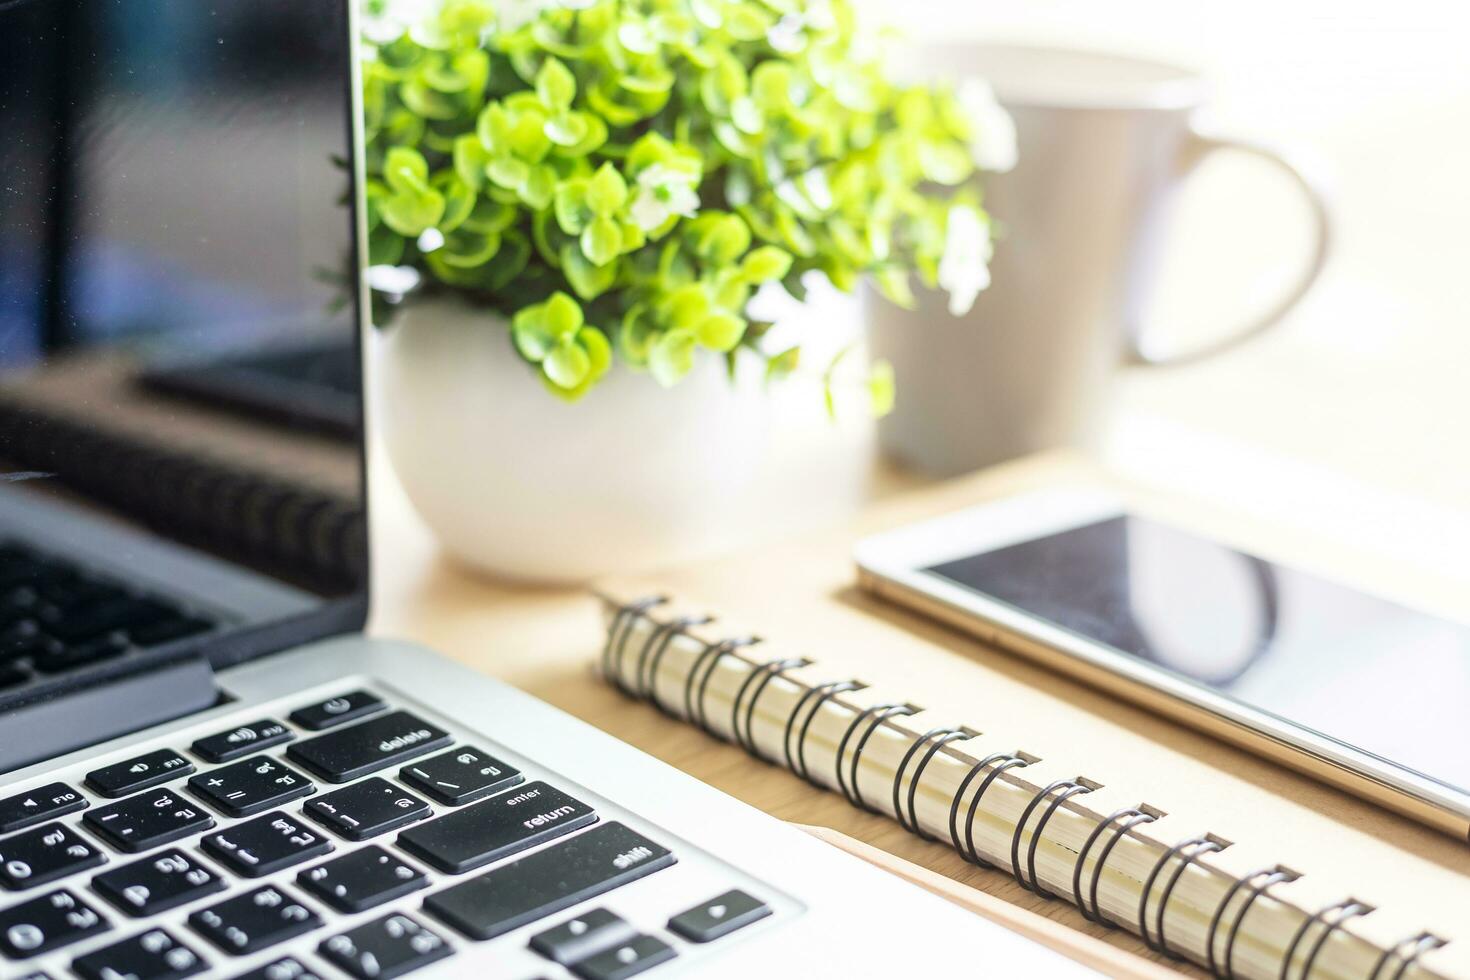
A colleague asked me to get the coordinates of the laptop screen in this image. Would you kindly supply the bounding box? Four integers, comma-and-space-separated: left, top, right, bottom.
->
0, 0, 365, 704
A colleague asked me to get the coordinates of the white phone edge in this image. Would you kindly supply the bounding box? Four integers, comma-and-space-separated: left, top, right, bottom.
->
853, 487, 1470, 842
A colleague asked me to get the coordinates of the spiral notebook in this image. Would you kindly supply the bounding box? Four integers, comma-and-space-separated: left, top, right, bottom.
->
596, 588, 1461, 980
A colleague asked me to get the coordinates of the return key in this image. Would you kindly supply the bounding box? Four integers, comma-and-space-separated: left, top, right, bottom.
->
397, 782, 596, 874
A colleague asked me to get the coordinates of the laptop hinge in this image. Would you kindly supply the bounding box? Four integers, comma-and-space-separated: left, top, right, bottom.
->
0, 656, 219, 774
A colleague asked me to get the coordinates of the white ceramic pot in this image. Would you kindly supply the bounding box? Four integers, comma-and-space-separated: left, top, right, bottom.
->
376, 293, 874, 584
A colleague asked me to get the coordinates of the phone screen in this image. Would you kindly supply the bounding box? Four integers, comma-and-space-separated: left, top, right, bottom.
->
925, 515, 1470, 793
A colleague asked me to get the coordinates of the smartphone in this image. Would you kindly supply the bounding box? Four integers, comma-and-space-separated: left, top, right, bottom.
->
855, 488, 1470, 839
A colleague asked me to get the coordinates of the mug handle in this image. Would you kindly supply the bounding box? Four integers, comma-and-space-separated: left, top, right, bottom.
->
1125, 127, 1332, 367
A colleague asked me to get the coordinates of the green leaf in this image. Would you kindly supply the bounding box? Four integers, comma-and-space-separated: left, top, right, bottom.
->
873, 266, 916, 309
561, 243, 618, 300
918, 139, 975, 186
507, 106, 552, 161
699, 214, 752, 265
433, 173, 476, 232
383, 147, 430, 194
765, 345, 801, 382
554, 180, 590, 234
618, 304, 655, 364
696, 311, 745, 352
649, 329, 698, 387
367, 225, 405, 267
740, 245, 793, 282
585, 163, 628, 216
535, 57, 577, 110
543, 291, 584, 339
487, 156, 529, 192
461, 198, 517, 235
663, 284, 710, 329
580, 216, 623, 266
521, 164, 556, 210
378, 188, 445, 237
436, 228, 501, 268
543, 338, 592, 388
751, 62, 793, 110
551, 111, 607, 157
452, 136, 489, 192
868, 359, 896, 417
543, 110, 590, 147
579, 325, 612, 378
512, 307, 554, 362
476, 103, 511, 153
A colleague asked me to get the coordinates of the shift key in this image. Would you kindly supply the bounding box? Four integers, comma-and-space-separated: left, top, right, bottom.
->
397, 782, 595, 873
287, 711, 451, 783
425, 822, 674, 941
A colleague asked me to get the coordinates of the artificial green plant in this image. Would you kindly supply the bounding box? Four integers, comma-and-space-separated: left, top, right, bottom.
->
361, 0, 1004, 406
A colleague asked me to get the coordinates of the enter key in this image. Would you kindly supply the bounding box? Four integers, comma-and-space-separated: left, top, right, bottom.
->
396, 781, 596, 874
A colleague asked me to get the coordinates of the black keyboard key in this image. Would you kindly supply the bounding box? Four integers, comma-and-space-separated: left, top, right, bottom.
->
233, 957, 324, 980
0, 888, 108, 958
188, 885, 322, 956
667, 888, 771, 943
33, 576, 116, 611
400, 747, 522, 806
32, 632, 130, 673
424, 822, 674, 941
72, 928, 207, 980
0, 663, 28, 688
288, 711, 450, 783
303, 778, 430, 842
0, 782, 86, 833
191, 719, 293, 763
572, 935, 676, 980
131, 616, 212, 648
83, 788, 215, 853
187, 757, 314, 818
201, 811, 332, 878
40, 596, 172, 644
319, 913, 452, 980
0, 585, 39, 629
0, 822, 105, 890
529, 909, 635, 966
397, 781, 594, 874
86, 748, 194, 798
297, 846, 427, 913
289, 691, 384, 731
93, 849, 226, 917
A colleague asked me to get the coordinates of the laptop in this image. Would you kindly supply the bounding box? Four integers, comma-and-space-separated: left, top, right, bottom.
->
0, 2, 1086, 977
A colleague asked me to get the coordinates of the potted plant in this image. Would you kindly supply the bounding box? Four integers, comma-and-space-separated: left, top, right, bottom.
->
363, 0, 1007, 582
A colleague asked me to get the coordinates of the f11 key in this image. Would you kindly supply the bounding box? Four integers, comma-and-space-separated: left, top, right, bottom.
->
86, 749, 193, 798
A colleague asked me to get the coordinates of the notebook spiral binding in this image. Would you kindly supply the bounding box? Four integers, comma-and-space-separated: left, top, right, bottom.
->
600, 595, 1455, 980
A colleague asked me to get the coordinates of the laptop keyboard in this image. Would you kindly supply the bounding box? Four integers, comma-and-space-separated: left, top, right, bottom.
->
0, 686, 778, 978
0, 542, 217, 691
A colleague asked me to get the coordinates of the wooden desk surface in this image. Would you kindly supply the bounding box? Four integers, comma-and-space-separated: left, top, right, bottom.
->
367, 441, 1470, 976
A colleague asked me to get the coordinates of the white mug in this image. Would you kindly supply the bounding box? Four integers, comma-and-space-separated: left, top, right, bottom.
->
868, 44, 1331, 477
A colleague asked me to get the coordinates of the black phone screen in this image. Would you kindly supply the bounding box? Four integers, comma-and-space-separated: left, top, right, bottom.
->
926, 515, 1470, 793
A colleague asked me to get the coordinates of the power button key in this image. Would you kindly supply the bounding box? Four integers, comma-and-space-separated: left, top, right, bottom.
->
290, 691, 385, 731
